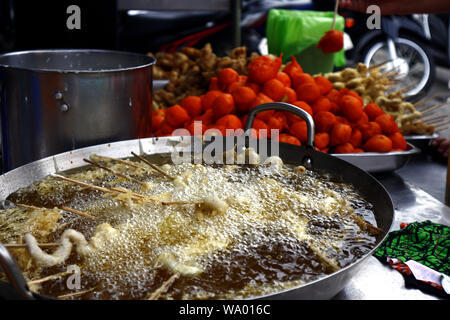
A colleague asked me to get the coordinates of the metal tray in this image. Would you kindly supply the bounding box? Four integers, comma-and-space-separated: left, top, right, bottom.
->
404, 133, 439, 150
332, 143, 421, 173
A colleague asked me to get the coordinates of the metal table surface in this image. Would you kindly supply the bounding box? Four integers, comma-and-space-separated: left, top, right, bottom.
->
335, 153, 449, 300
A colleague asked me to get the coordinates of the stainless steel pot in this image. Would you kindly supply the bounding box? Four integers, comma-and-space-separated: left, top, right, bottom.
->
0, 103, 394, 300
0, 49, 156, 172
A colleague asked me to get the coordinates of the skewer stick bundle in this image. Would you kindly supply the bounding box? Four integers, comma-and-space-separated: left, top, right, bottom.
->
421, 102, 447, 115
423, 115, 448, 124
414, 93, 441, 107
433, 120, 450, 128
368, 59, 393, 70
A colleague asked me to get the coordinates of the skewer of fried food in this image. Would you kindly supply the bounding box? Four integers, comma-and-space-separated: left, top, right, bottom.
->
148, 273, 179, 300
435, 126, 448, 133
16, 203, 96, 220
131, 151, 175, 180
83, 158, 145, 186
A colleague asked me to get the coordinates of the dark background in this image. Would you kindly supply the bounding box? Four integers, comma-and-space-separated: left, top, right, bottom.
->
8, 0, 117, 51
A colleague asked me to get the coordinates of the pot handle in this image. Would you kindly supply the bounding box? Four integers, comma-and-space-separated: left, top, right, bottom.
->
0, 243, 35, 299
244, 102, 315, 147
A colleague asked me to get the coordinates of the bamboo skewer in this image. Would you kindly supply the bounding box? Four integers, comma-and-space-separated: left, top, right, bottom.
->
61, 206, 96, 220
54, 174, 151, 202
95, 155, 142, 169
3, 243, 60, 249
423, 115, 448, 124
414, 93, 441, 107
368, 59, 393, 70
383, 69, 401, 79
148, 274, 179, 300
435, 126, 448, 133
57, 174, 202, 205
433, 120, 450, 128
84, 158, 143, 184
421, 102, 447, 115
161, 200, 204, 206
109, 187, 160, 202
131, 152, 174, 180
53, 174, 111, 193
331, 0, 339, 30
53, 173, 177, 204
405, 91, 425, 102
28, 270, 71, 285
109, 187, 146, 199
16, 203, 96, 220
15, 203, 43, 210
83, 158, 144, 185
396, 80, 418, 94
58, 287, 96, 299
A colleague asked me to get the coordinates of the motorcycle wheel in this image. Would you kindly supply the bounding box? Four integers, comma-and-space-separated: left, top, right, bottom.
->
361, 35, 435, 96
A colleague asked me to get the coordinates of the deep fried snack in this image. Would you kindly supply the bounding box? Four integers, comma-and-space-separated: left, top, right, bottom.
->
151, 44, 259, 109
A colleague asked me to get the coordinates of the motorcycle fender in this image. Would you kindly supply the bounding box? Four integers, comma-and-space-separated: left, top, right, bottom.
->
382, 16, 428, 41
351, 30, 383, 60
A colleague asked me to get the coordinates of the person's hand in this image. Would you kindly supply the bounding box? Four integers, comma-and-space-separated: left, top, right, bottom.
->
431, 137, 449, 159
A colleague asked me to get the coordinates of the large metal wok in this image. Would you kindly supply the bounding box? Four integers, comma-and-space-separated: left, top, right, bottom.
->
0, 103, 394, 300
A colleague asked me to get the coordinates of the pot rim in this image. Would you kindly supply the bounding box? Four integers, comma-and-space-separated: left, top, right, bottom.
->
0, 49, 156, 74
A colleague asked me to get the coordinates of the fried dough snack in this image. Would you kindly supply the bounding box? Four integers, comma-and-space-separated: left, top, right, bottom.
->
325, 63, 435, 135
149, 44, 259, 109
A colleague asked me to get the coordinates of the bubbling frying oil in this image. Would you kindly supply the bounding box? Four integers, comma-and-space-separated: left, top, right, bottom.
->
4, 154, 379, 299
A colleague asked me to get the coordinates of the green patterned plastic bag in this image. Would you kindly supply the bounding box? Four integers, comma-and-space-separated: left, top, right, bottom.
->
266, 9, 346, 74
374, 220, 449, 276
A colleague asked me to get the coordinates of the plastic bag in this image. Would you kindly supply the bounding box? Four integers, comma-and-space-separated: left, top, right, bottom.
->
266, 9, 346, 75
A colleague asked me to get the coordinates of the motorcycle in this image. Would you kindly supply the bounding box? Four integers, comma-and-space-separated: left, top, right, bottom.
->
118, 0, 315, 56
345, 12, 450, 97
